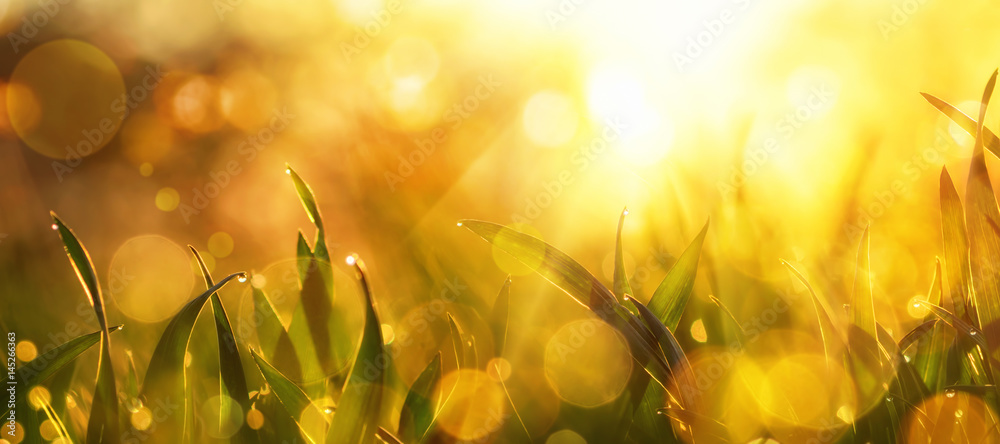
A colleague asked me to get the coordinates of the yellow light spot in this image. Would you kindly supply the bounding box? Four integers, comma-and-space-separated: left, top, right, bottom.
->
487, 357, 512, 382
202, 395, 244, 439
219, 69, 277, 130
545, 429, 587, 444
246, 408, 265, 430
139, 162, 154, 176
131, 406, 153, 431
250, 274, 267, 288
436, 370, 507, 441
208, 232, 235, 258
28, 386, 51, 410
15, 341, 37, 362
299, 397, 336, 442
491, 224, 545, 276
155, 187, 180, 212
7, 40, 125, 159
523, 90, 579, 147
384, 37, 440, 87
907, 295, 929, 319
184, 351, 193, 367
38, 419, 59, 440
836, 405, 855, 423
690, 319, 708, 343
109, 235, 195, 323
171, 75, 223, 133
4, 421, 23, 444
544, 319, 632, 407
381, 324, 395, 345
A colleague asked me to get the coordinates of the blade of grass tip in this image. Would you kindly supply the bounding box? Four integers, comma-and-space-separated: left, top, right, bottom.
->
460, 220, 678, 400
398, 353, 442, 443
251, 348, 327, 444
898, 320, 939, 352
940, 168, 973, 323
964, 71, 1000, 359
848, 226, 894, 409
190, 246, 259, 444
613, 207, 633, 302
51, 212, 118, 444
648, 220, 709, 331
490, 277, 511, 357
287, 164, 332, 267
447, 313, 477, 370
0, 328, 116, 420
140, 272, 247, 444
876, 323, 929, 402
850, 226, 877, 340
708, 295, 746, 347
781, 259, 842, 369
326, 254, 385, 444
125, 349, 138, 411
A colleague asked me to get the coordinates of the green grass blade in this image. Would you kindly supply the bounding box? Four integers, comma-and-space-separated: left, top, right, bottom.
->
251, 348, 327, 444
50, 212, 119, 444
921, 92, 1000, 155
287, 164, 331, 266
139, 272, 247, 444
326, 255, 385, 444
398, 353, 441, 442
460, 220, 679, 403
648, 220, 709, 331
190, 246, 259, 444
490, 277, 511, 356
912, 260, 949, 391
251, 285, 303, 381
940, 168, 974, 323
627, 296, 697, 408
850, 226, 877, 339
613, 207, 633, 302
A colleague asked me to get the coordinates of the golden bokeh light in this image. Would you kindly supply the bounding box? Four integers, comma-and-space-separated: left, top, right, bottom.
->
543, 319, 632, 407
108, 235, 195, 323
155, 187, 180, 212
130, 406, 154, 431
546, 429, 587, 444
246, 408, 265, 430
436, 369, 508, 441
14, 340, 36, 362
202, 395, 244, 439
523, 90, 579, 148
28, 386, 51, 410
8, 39, 125, 159
208, 231, 235, 258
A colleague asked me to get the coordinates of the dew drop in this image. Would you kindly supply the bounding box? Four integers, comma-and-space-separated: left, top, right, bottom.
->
285, 168, 291, 175
970, 330, 978, 336
955, 409, 964, 418
885, 395, 893, 402
346, 255, 357, 266
323, 407, 334, 415
843, 304, 850, 312
623, 209, 629, 215
237, 273, 248, 283
51, 223, 58, 230
456, 222, 463, 227
904, 355, 911, 363
945, 389, 956, 398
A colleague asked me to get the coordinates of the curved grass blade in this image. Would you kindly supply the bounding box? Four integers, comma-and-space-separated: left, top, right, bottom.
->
898, 320, 939, 352
460, 220, 679, 402
613, 207, 633, 302
447, 313, 477, 369
326, 255, 385, 444
627, 296, 697, 408
494, 361, 532, 443
190, 246, 259, 444
963, 71, 1000, 358
140, 272, 247, 444
490, 277, 511, 356
51, 212, 118, 444
911, 260, 949, 391
940, 168, 973, 323
648, 220, 709, 331
398, 353, 441, 443
251, 348, 326, 444
287, 164, 332, 267
921, 92, 1000, 156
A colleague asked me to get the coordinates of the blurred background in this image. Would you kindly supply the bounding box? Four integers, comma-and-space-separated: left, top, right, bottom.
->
3, 0, 1000, 442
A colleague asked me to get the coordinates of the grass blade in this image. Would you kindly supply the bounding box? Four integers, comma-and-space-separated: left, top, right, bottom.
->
613, 208, 633, 302
648, 220, 709, 331
490, 277, 511, 356
326, 255, 385, 444
251, 348, 326, 444
190, 246, 259, 444
398, 353, 442, 442
460, 220, 680, 404
940, 168, 974, 323
51, 212, 119, 444
921, 92, 1000, 156
139, 272, 247, 444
